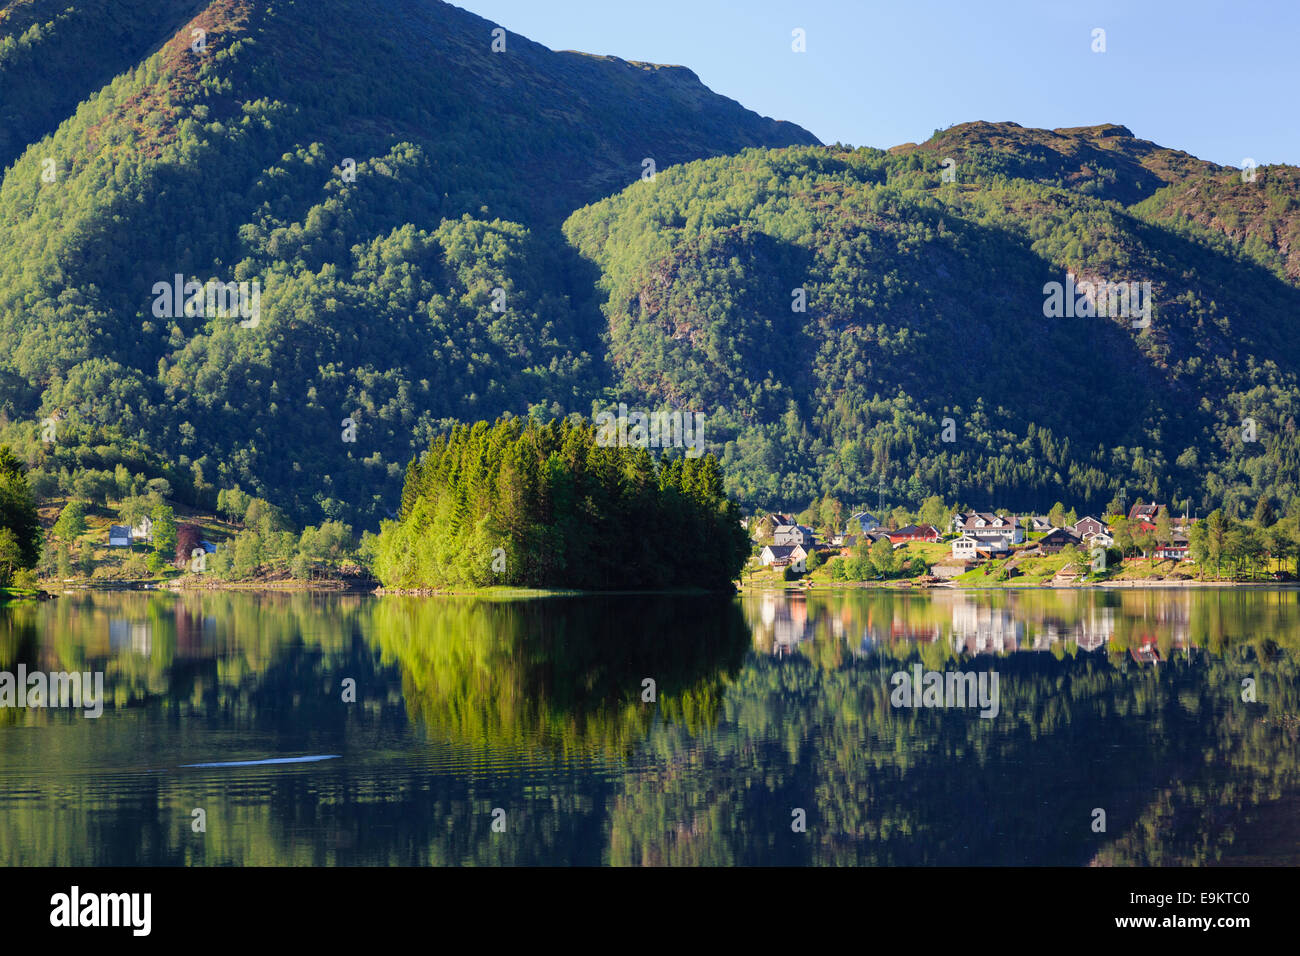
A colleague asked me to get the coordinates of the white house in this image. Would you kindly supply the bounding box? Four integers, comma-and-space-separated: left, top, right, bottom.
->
109, 525, 132, 547
951, 534, 1008, 560
131, 515, 154, 544
959, 513, 1023, 545
761, 544, 809, 573
1082, 530, 1114, 549
951, 535, 979, 560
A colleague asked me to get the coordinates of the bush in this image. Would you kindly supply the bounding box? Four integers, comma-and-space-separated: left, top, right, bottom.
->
11, 568, 38, 590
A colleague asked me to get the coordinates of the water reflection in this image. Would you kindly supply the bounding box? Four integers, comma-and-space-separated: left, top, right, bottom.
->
1, 588, 1297, 865
749, 589, 1213, 661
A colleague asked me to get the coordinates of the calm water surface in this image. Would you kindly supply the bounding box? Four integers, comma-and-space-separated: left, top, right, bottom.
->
2, 588, 1298, 865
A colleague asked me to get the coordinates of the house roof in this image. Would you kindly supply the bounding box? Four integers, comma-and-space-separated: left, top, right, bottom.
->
892, 524, 937, 536
763, 544, 807, 559
109, 525, 131, 537
962, 512, 1017, 527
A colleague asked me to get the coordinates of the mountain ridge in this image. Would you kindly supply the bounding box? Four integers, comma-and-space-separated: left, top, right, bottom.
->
0, 0, 1295, 528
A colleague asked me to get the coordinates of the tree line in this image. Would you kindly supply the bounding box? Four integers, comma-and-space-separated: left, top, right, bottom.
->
371, 416, 750, 591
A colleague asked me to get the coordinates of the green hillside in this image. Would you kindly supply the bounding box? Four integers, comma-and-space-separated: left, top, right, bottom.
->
0, 0, 817, 526
564, 125, 1300, 514
1, 1, 1296, 529
0, 0, 206, 170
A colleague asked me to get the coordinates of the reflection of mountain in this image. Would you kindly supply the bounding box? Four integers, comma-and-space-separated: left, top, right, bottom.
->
3, 590, 1299, 866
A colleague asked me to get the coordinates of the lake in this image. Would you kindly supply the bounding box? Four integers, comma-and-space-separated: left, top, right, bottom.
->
1, 587, 1297, 865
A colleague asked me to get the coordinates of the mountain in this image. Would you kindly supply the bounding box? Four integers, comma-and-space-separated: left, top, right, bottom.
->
0, 0, 206, 170
1, 1, 1296, 526
563, 124, 1300, 515
0, 0, 817, 524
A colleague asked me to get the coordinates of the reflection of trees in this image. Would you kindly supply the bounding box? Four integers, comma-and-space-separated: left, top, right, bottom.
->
2, 589, 1299, 865
361, 595, 750, 758
1, 591, 379, 717
0, 592, 749, 865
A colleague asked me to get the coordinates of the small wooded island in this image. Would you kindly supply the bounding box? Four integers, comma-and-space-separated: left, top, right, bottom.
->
369, 417, 750, 591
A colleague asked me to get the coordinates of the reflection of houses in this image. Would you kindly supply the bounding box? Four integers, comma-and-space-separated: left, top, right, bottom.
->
950, 600, 1023, 654
754, 595, 811, 655
756, 592, 813, 655
1073, 606, 1115, 652
1131, 641, 1161, 665
108, 619, 152, 656
741, 591, 1205, 664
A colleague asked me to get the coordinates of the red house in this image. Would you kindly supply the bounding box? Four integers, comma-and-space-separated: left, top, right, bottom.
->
1129, 503, 1165, 532
888, 524, 940, 544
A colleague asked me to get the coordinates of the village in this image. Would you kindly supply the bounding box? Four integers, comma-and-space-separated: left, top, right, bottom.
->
746, 502, 1198, 587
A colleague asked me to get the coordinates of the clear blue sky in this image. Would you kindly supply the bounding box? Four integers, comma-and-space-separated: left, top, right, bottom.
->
453, 0, 1298, 167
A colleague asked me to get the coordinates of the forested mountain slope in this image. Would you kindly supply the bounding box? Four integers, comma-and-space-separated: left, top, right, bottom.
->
0, 0, 817, 524
0, 0, 206, 169
564, 126, 1300, 514
1, 0, 1295, 525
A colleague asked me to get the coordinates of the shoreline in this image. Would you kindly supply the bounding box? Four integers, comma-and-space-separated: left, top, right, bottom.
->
739, 578, 1300, 593
16, 579, 1297, 599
